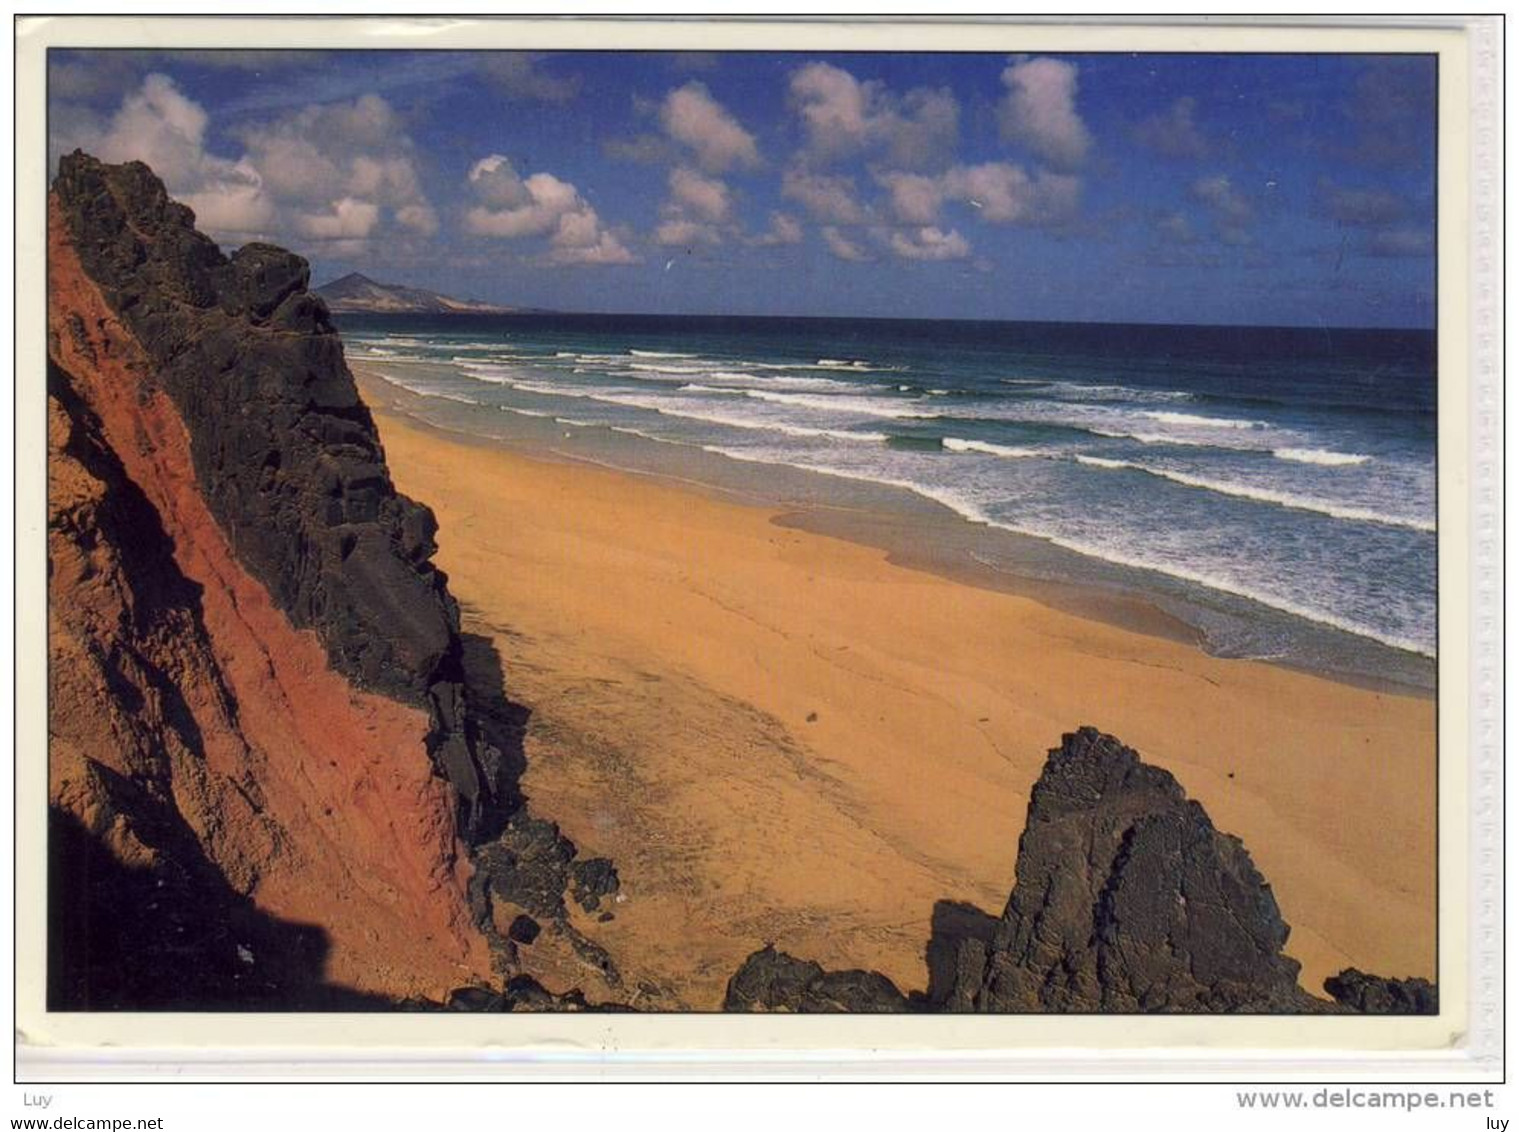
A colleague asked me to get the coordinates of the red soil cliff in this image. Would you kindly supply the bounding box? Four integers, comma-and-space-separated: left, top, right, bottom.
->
48, 193, 491, 1003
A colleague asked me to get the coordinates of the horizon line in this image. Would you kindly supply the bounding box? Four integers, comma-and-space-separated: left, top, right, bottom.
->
323, 304, 1435, 337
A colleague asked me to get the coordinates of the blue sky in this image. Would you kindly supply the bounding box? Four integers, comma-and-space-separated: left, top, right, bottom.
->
49, 49, 1436, 327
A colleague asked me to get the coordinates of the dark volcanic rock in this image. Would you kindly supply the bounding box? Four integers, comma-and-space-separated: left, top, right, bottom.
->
442, 976, 631, 1013
51, 152, 513, 841
965, 728, 1322, 1013
474, 813, 578, 921
724, 946, 911, 1013
1325, 968, 1438, 1015
507, 914, 542, 945
570, 857, 620, 913
725, 728, 1433, 1015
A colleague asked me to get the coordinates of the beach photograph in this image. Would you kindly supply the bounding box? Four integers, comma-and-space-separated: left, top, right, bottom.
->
39, 38, 1439, 1019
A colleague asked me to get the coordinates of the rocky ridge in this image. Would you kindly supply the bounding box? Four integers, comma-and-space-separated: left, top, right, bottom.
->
47, 152, 611, 1008
315, 271, 523, 315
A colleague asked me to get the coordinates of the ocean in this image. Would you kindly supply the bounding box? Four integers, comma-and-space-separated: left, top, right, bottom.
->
338, 313, 1437, 690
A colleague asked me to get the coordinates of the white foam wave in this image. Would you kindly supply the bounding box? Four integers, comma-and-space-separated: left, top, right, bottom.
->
702, 454, 1433, 657
1142, 410, 1264, 430
1273, 448, 1372, 466
1043, 382, 1194, 405
741, 389, 925, 419
629, 349, 697, 359
627, 362, 715, 375
488, 377, 890, 444
1029, 528, 1434, 657
1072, 457, 1433, 532
373, 371, 480, 405
675, 375, 874, 394
942, 437, 1045, 459
1086, 427, 1246, 449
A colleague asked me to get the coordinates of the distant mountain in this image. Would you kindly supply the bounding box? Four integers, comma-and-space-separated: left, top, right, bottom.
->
315, 272, 523, 315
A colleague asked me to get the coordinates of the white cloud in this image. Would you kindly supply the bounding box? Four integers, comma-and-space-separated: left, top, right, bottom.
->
464, 154, 635, 265
654, 218, 723, 247
396, 203, 440, 236
748, 211, 804, 247
296, 197, 380, 240
876, 171, 944, 225
821, 226, 870, 262
886, 226, 971, 261
54, 75, 442, 253
781, 168, 866, 225
877, 162, 1080, 227
659, 81, 761, 174
60, 73, 278, 239
668, 166, 732, 223
998, 57, 1092, 170
651, 166, 734, 248
238, 96, 435, 237
1190, 174, 1255, 243
788, 61, 958, 168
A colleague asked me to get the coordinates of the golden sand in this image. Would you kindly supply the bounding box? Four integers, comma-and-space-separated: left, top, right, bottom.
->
362, 374, 1436, 1010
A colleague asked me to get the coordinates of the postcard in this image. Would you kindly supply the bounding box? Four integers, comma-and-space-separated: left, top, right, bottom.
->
13, 14, 1503, 1083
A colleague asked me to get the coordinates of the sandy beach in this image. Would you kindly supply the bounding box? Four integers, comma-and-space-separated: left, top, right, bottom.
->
360, 371, 1437, 1011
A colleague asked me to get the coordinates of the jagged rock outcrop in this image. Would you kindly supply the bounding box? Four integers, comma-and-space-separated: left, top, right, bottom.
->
1324, 969, 1439, 1015
51, 152, 514, 842
960, 728, 1321, 1012
723, 946, 910, 1013
725, 728, 1436, 1015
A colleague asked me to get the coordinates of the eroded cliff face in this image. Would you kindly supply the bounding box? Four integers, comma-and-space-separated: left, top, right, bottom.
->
46, 153, 503, 1005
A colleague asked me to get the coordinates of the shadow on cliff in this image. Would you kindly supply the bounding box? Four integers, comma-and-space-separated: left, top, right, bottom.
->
921, 899, 1001, 1009
458, 629, 531, 825
48, 807, 400, 1011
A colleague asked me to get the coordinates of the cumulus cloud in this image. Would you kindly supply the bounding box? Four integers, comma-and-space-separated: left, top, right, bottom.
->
654, 218, 723, 247
747, 211, 804, 247
998, 57, 1092, 171
876, 162, 1080, 227
821, 226, 870, 262
1133, 97, 1209, 159
781, 168, 866, 225
651, 166, 737, 248
788, 61, 959, 169
659, 81, 761, 173
236, 94, 438, 243
57, 73, 277, 238
668, 166, 732, 223
296, 197, 381, 240
56, 75, 451, 253
464, 154, 635, 265
1190, 174, 1255, 244
886, 226, 971, 261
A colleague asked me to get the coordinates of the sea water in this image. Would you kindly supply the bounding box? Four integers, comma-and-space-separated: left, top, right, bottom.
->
338, 313, 1437, 690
